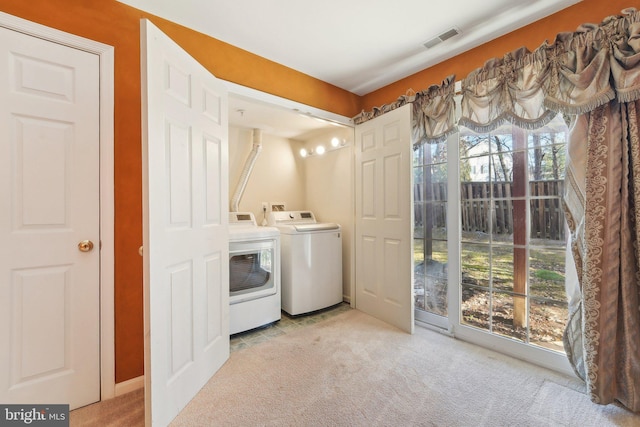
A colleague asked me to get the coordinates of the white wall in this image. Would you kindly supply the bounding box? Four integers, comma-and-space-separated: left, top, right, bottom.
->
299, 127, 354, 302
229, 126, 305, 222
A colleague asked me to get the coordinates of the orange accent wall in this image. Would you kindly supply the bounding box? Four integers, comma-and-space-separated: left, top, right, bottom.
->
362, 0, 634, 110
0, 0, 632, 385
152, 17, 361, 118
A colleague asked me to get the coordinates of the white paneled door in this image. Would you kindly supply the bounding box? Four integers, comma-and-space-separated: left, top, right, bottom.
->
141, 20, 229, 426
354, 104, 414, 333
0, 27, 101, 408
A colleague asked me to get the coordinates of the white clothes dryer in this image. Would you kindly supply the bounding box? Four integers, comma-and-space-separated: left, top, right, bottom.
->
267, 211, 342, 315
228, 212, 281, 334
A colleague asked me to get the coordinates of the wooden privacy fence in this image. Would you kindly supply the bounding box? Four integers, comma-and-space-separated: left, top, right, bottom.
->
415, 180, 565, 241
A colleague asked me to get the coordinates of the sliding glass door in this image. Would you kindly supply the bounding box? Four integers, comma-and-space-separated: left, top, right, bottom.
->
413, 112, 572, 371
458, 116, 568, 352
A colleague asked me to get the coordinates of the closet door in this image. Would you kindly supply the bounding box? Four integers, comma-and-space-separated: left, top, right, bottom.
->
354, 104, 414, 333
0, 23, 101, 409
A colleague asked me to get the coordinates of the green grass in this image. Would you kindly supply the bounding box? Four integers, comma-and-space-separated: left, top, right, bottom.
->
415, 235, 567, 301
534, 269, 564, 281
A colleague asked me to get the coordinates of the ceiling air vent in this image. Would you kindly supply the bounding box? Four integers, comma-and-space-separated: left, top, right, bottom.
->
423, 27, 461, 49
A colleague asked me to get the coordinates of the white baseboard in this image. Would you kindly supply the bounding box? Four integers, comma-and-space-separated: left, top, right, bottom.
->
114, 375, 145, 396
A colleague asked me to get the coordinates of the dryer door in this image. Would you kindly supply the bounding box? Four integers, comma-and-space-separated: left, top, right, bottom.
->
229, 239, 278, 304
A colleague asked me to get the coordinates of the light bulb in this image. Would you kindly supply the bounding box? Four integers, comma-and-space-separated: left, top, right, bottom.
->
300, 148, 308, 157
316, 145, 325, 155
331, 137, 340, 147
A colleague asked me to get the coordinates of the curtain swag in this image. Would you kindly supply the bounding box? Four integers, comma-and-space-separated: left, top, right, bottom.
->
411, 75, 457, 145
352, 75, 457, 144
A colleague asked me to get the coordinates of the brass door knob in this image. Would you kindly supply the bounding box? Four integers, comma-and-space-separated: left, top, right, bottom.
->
78, 240, 94, 252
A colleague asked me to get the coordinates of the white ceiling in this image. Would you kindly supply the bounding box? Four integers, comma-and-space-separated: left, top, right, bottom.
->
119, 0, 582, 139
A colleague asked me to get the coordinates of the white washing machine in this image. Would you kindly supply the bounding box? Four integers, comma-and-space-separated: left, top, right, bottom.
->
267, 211, 342, 315
228, 212, 281, 334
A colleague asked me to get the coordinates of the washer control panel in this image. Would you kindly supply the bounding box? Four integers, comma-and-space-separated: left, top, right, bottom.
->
267, 210, 316, 226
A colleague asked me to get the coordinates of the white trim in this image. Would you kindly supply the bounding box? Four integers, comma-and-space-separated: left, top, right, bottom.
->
115, 376, 145, 397
349, 137, 356, 309
416, 319, 455, 337
99, 46, 116, 403
448, 96, 463, 334
0, 12, 116, 402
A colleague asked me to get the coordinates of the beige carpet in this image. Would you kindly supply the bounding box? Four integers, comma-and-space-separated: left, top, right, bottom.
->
170, 308, 639, 426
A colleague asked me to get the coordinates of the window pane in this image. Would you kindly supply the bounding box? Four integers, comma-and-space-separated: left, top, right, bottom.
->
530, 180, 563, 198
491, 198, 513, 242
425, 164, 448, 202
529, 297, 567, 352
413, 143, 423, 166
528, 146, 566, 181
529, 198, 565, 242
491, 152, 513, 182
425, 239, 448, 266
492, 245, 515, 292
461, 230, 490, 244
460, 134, 490, 158
414, 166, 424, 202
423, 277, 447, 316
414, 202, 425, 237
414, 238, 424, 264
461, 179, 491, 238
492, 179, 513, 199
491, 133, 514, 153
527, 125, 568, 149
461, 155, 491, 182
422, 275, 447, 316
431, 163, 448, 183
461, 285, 489, 331
416, 240, 447, 316
492, 291, 526, 342
461, 243, 490, 288
461, 186, 490, 212
414, 237, 425, 311
425, 140, 447, 164
529, 248, 565, 299
425, 201, 447, 240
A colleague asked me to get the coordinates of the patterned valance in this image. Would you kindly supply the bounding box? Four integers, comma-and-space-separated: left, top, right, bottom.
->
460, 7, 640, 133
